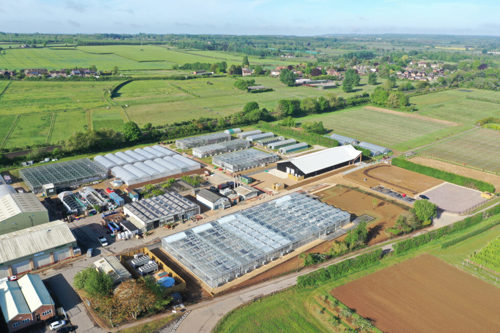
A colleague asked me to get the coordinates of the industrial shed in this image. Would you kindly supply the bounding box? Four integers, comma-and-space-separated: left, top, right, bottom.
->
192, 139, 250, 158
176, 132, 230, 149
358, 142, 391, 156
94, 256, 131, 285
212, 149, 279, 172
329, 133, 359, 145
97, 146, 201, 186
268, 138, 296, 150
20, 159, 107, 193
278, 142, 309, 154
162, 192, 350, 289
277, 145, 362, 179
123, 192, 200, 231
0, 185, 49, 235
0, 220, 77, 277
196, 189, 231, 210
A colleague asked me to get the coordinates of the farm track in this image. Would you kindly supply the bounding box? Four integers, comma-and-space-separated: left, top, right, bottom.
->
0, 81, 12, 100
46, 112, 56, 144
86, 109, 93, 131
0, 114, 20, 148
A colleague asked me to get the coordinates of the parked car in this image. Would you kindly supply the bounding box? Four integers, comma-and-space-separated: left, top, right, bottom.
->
57, 326, 76, 333
86, 248, 93, 258
8, 275, 17, 281
98, 236, 108, 247
419, 195, 430, 200
49, 320, 66, 330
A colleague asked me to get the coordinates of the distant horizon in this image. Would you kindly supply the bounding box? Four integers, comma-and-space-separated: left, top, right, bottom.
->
1, 0, 499, 37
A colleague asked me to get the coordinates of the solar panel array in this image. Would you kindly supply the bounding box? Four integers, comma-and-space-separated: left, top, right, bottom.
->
162, 192, 350, 288
20, 158, 107, 193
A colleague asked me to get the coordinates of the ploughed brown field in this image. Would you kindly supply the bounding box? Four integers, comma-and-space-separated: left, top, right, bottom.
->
332, 255, 500, 333
345, 164, 443, 195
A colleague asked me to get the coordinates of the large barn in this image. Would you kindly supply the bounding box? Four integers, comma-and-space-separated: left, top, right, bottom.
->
277, 145, 362, 179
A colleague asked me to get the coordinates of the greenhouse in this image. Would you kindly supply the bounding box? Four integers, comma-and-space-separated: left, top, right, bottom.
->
245, 132, 274, 142
358, 142, 391, 156
162, 192, 350, 288
192, 139, 250, 158
20, 159, 107, 193
268, 138, 297, 150
212, 148, 279, 172
175, 132, 230, 149
278, 142, 309, 154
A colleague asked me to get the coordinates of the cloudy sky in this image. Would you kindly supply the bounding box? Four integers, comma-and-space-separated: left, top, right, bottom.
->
0, 0, 499, 36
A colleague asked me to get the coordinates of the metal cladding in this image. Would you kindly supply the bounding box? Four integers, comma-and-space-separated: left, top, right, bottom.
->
162, 192, 350, 288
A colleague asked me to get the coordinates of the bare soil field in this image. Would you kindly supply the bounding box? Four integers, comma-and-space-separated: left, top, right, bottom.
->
411, 156, 500, 191
345, 164, 443, 195
332, 255, 500, 333
316, 185, 408, 244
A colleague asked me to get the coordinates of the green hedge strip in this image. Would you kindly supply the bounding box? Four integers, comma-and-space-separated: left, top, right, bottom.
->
441, 221, 500, 248
392, 158, 495, 193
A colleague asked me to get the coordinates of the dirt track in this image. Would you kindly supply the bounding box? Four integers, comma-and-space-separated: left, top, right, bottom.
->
364, 106, 459, 126
332, 255, 500, 333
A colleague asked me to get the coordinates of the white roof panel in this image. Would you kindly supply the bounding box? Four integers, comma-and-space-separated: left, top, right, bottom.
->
282, 145, 361, 174
105, 153, 127, 166
134, 148, 155, 160
115, 152, 136, 164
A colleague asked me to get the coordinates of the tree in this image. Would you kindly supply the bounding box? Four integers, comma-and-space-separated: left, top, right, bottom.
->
368, 72, 377, 85
242, 55, 249, 67
254, 65, 263, 75
302, 121, 327, 134
344, 69, 361, 86
115, 280, 156, 320
74, 268, 113, 297
342, 80, 353, 93
412, 200, 437, 224
370, 86, 389, 105
279, 116, 296, 127
112, 66, 119, 75
387, 91, 409, 109
122, 121, 142, 142
228, 65, 242, 75
300, 97, 319, 114
279, 68, 297, 87
243, 101, 259, 113
90, 64, 97, 72
344, 222, 368, 250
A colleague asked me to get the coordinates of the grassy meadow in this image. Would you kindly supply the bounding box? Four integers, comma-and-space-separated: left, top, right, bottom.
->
214, 217, 500, 333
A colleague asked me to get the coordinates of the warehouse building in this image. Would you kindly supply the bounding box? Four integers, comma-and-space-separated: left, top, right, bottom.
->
329, 133, 359, 145
162, 192, 350, 288
0, 274, 55, 332
212, 149, 279, 172
277, 145, 362, 179
0, 220, 78, 277
94, 256, 131, 285
20, 158, 107, 193
234, 185, 259, 201
176, 132, 230, 149
0, 185, 49, 235
96, 145, 201, 186
196, 189, 231, 210
358, 142, 391, 156
278, 142, 309, 154
237, 130, 261, 139
192, 139, 250, 158
123, 192, 200, 231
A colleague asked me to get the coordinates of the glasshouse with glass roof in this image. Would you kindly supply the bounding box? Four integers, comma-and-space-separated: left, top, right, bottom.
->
20, 159, 107, 193
212, 148, 279, 172
162, 192, 350, 288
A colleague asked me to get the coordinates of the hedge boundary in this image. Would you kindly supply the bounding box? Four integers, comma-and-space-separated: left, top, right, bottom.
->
392, 157, 495, 193
441, 221, 500, 248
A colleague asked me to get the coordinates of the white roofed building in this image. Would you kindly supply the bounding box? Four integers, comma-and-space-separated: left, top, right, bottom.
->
277, 145, 362, 179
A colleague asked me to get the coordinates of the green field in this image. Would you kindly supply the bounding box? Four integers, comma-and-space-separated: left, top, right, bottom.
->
5, 113, 53, 147
296, 106, 454, 151
418, 128, 500, 174
411, 89, 500, 125
468, 237, 500, 272
0, 45, 300, 71
91, 107, 125, 130
215, 218, 500, 333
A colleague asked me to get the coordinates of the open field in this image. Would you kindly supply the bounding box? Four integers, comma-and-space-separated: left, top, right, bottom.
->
418, 128, 500, 174
298, 106, 455, 151
4, 112, 53, 148
316, 185, 408, 244
332, 254, 500, 333
411, 88, 500, 125
0, 45, 300, 71
91, 107, 125, 130
214, 215, 500, 333
469, 237, 500, 273
410, 156, 500, 192
345, 164, 443, 195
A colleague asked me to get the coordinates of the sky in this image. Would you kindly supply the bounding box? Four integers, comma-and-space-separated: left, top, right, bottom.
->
0, 0, 499, 36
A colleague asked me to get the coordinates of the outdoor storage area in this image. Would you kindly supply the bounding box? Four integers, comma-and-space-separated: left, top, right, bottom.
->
332, 255, 500, 333
20, 158, 108, 193
212, 148, 279, 173
162, 192, 350, 289
420, 182, 488, 214
316, 185, 408, 244
345, 164, 443, 195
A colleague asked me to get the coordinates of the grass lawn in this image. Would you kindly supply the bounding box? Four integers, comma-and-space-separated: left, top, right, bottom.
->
214, 214, 500, 333
4, 113, 52, 148
418, 128, 500, 174
51, 110, 89, 143
92, 107, 125, 130
296, 106, 454, 151
0, 114, 17, 148
411, 89, 500, 125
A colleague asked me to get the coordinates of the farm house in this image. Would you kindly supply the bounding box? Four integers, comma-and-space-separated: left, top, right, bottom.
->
192, 139, 250, 158
123, 191, 200, 231
20, 159, 107, 193
212, 149, 279, 172
175, 132, 230, 149
277, 145, 362, 179
358, 142, 391, 156
162, 192, 350, 289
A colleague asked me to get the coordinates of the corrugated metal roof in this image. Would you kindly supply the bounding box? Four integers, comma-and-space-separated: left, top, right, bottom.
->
0, 184, 17, 199
280, 145, 361, 174
17, 274, 54, 312
0, 280, 31, 322
0, 192, 47, 223
0, 220, 76, 264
